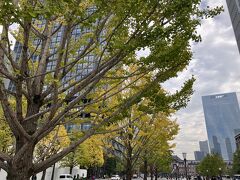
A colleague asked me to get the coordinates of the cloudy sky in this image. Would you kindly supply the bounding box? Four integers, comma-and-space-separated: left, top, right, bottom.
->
164, 0, 240, 160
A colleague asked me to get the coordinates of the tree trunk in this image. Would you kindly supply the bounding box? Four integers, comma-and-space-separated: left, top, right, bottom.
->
70, 165, 73, 174
7, 112, 38, 180
87, 167, 92, 179
7, 161, 34, 180
7, 143, 34, 180
126, 158, 132, 180
41, 169, 46, 180
150, 165, 154, 180
143, 159, 148, 180
126, 132, 133, 180
154, 167, 158, 180
50, 163, 56, 180
7, 172, 30, 180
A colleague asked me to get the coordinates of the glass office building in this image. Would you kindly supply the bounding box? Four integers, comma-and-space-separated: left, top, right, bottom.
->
226, 0, 240, 53
202, 92, 240, 160
10, 8, 97, 91
199, 140, 209, 155
10, 9, 97, 131
194, 151, 205, 161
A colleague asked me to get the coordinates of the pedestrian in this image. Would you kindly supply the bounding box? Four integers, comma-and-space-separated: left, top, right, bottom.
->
31, 174, 37, 180
197, 175, 202, 180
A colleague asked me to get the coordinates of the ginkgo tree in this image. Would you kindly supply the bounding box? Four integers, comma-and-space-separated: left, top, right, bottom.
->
0, 0, 222, 179
102, 65, 178, 180
76, 135, 104, 177
105, 110, 178, 180
140, 115, 177, 180
145, 137, 174, 180
35, 125, 70, 180
0, 116, 13, 154
61, 134, 104, 176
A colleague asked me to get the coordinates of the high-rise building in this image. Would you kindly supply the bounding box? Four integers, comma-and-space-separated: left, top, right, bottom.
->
199, 140, 209, 155
0, 30, 11, 89
226, 0, 240, 53
10, 11, 97, 91
194, 151, 205, 161
235, 133, 240, 149
202, 92, 240, 160
10, 8, 97, 131
225, 137, 233, 161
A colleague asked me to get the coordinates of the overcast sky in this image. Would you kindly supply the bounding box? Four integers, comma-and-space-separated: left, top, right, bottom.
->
164, 0, 240, 160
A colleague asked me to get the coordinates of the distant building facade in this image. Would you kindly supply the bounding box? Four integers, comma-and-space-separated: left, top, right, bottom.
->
171, 156, 198, 177
235, 133, 240, 149
199, 140, 209, 155
226, 0, 240, 53
0, 31, 11, 89
202, 92, 240, 160
194, 151, 205, 161
9, 8, 98, 132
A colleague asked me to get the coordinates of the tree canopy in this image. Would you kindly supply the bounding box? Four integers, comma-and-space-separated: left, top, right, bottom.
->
61, 134, 104, 175
197, 154, 226, 177
232, 149, 240, 174
0, 0, 222, 179
105, 108, 178, 180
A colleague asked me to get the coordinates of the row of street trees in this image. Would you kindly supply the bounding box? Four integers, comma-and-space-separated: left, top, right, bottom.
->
0, 0, 222, 179
105, 111, 178, 180
197, 149, 240, 178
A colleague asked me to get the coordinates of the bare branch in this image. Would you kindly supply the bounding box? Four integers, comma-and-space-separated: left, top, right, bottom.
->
33, 128, 95, 174
0, 152, 11, 163
0, 82, 31, 140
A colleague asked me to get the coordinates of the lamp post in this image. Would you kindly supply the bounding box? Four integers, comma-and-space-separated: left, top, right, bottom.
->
182, 152, 188, 180
219, 168, 222, 180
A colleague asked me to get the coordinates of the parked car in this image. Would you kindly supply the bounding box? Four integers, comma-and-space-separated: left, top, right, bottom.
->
111, 175, 120, 180
234, 174, 240, 180
132, 174, 138, 178
59, 174, 73, 180
222, 175, 231, 180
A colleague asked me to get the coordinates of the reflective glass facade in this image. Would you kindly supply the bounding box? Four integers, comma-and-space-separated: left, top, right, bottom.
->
11, 9, 97, 91
226, 0, 240, 53
202, 92, 240, 160
10, 9, 97, 131
194, 151, 205, 161
199, 140, 209, 154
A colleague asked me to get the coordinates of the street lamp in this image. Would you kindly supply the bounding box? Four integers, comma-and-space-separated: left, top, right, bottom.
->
182, 152, 188, 180
219, 168, 222, 180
